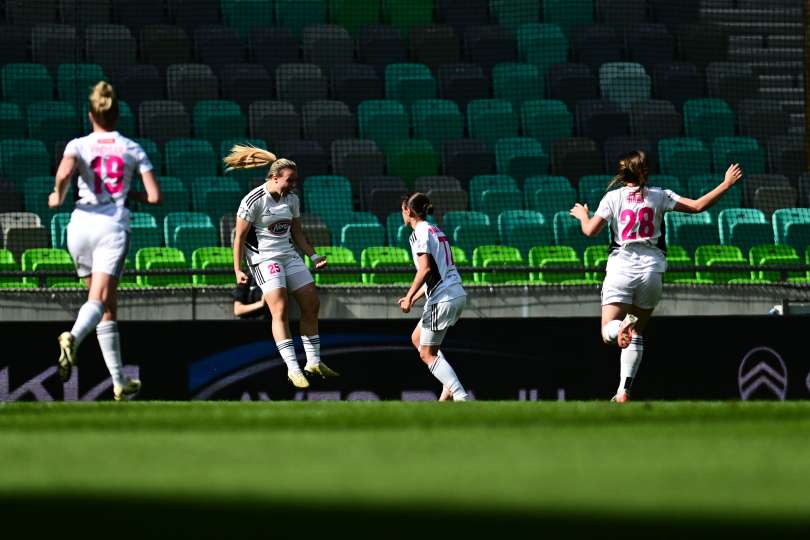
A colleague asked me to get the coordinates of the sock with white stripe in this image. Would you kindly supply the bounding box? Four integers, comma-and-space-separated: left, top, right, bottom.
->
429, 351, 468, 401
618, 335, 644, 395
70, 300, 104, 345
96, 321, 127, 388
301, 335, 320, 369
601, 319, 621, 344
276, 339, 301, 373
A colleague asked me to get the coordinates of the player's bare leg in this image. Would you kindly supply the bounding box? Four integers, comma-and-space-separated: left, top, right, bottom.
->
265, 287, 308, 388
412, 323, 468, 401
601, 303, 653, 402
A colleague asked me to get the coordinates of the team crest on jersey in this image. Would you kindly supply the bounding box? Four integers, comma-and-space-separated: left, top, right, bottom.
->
268, 219, 292, 236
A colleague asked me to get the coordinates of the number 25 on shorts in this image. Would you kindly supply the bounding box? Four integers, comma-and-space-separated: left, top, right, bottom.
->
267, 262, 281, 275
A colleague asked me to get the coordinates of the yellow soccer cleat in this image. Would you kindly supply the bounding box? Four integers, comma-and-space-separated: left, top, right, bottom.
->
288, 370, 310, 389
114, 378, 141, 401
304, 362, 340, 379
57, 332, 77, 383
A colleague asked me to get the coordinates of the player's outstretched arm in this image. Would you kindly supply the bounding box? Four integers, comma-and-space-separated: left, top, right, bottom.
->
674, 163, 743, 214
48, 155, 77, 208
570, 203, 607, 237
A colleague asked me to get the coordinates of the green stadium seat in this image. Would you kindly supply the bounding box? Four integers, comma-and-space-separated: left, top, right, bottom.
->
1, 64, 54, 106
0, 140, 50, 186
524, 175, 575, 218
517, 23, 567, 79
772, 208, 810, 256
192, 176, 243, 225
473, 245, 525, 283
476, 189, 523, 222
411, 99, 464, 151
222, 0, 276, 38
0, 102, 25, 139
134, 138, 162, 175
443, 210, 490, 237
521, 99, 573, 149
340, 223, 385, 259
27, 101, 80, 156
382, 0, 433, 33
658, 137, 711, 182
357, 100, 409, 152
329, 0, 381, 35
128, 212, 162, 263
0, 281, 37, 289
386, 212, 407, 246
192, 246, 232, 285
493, 63, 544, 111
665, 212, 718, 256
385, 63, 437, 111
528, 245, 583, 283
164, 211, 215, 246
664, 245, 693, 283
495, 137, 549, 181
50, 213, 71, 250
694, 245, 749, 283
712, 136, 765, 176
135, 176, 189, 224
81, 100, 135, 135
361, 246, 410, 284
718, 208, 772, 255
0, 249, 19, 286
394, 223, 413, 249
749, 244, 802, 282
498, 210, 552, 257
21, 248, 77, 287
599, 62, 651, 111
25, 177, 74, 226
467, 99, 519, 149
165, 139, 217, 184
304, 175, 353, 215
686, 174, 742, 220
276, 0, 327, 37
543, 0, 593, 35
470, 175, 519, 208
306, 245, 362, 284
173, 224, 218, 262
448, 245, 472, 282
578, 175, 613, 208
385, 139, 439, 186
584, 244, 608, 280
193, 100, 247, 150
553, 210, 608, 255
683, 98, 735, 143
135, 247, 189, 287
454, 224, 498, 259
649, 175, 684, 194
492, 0, 540, 31
56, 63, 106, 107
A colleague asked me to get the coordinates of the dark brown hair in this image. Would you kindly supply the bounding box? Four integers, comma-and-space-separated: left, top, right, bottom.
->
608, 150, 649, 193
401, 192, 434, 220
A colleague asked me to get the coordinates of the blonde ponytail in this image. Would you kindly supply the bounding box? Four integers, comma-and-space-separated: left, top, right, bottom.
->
223, 144, 297, 178
89, 81, 119, 129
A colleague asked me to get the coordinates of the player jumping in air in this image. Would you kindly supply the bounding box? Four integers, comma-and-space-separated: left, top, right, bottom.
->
225, 145, 339, 389
570, 151, 742, 402
49, 81, 162, 400
398, 192, 470, 401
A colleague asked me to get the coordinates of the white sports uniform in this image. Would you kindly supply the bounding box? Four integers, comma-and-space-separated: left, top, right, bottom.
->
63, 131, 153, 278
595, 185, 681, 309
237, 185, 312, 294
409, 221, 467, 346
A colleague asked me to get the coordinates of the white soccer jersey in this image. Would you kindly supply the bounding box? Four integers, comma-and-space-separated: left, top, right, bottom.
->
63, 131, 153, 228
595, 185, 681, 273
237, 185, 301, 264
409, 221, 465, 305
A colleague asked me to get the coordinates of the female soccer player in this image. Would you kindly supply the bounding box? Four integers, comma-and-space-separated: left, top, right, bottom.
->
570, 151, 742, 402
49, 81, 162, 400
225, 145, 338, 389
398, 192, 469, 401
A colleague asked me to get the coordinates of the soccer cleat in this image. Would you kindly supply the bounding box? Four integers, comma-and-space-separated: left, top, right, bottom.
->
611, 391, 630, 403
288, 369, 310, 388
113, 378, 141, 401
304, 362, 340, 378
617, 313, 639, 349
57, 331, 77, 382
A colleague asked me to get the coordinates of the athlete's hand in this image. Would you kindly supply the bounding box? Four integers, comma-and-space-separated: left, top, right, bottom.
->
235, 270, 248, 284
398, 296, 412, 313
723, 163, 743, 187
312, 255, 328, 269
569, 202, 589, 221
47, 191, 62, 209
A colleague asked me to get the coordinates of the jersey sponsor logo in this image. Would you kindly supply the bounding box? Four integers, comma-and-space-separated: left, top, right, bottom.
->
268, 219, 292, 236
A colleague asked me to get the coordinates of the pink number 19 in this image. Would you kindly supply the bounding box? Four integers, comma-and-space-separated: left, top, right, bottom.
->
91, 155, 125, 195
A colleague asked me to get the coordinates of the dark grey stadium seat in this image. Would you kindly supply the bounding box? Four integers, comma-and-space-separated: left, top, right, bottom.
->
250, 27, 300, 76
575, 99, 630, 145
331, 64, 384, 112
331, 140, 386, 184
463, 25, 517, 77
112, 0, 167, 30
652, 63, 704, 112
274, 140, 328, 179
166, 63, 219, 111
221, 64, 273, 111
193, 25, 245, 73
603, 136, 656, 174
275, 63, 328, 110
441, 139, 495, 185
438, 63, 490, 112
140, 24, 192, 68
410, 25, 461, 74
302, 100, 356, 151
111, 64, 164, 111
138, 100, 191, 146
547, 64, 598, 111
301, 24, 354, 74
85, 24, 137, 74
60, 0, 112, 30
32, 24, 77, 73
629, 99, 682, 142
624, 24, 674, 72
572, 26, 624, 70
415, 175, 463, 192
550, 138, 603, 187
357, 25, 407, 77
248, 101, 302, 147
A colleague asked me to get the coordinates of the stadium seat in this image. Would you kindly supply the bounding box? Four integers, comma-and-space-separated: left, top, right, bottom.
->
517, 23, 567, 79
2, 64, 54, 106
769, 136, 804, 184
367, 187, 406, 223
409, 25, 462, 74
604, 136, 657, 175
664, 244, 693, 283
134, 176, 189, 224
340, 223, 385, 260
135, 246, 189, 287
250, 27, 301, 75
27, 100, 79, 156
193, 25, 245, 73
357, 25, 407, 77
712, 137, 765, 176
547, 64, 598, 111
754, 186, 798, 221
578, 175, 613, 209
165, 139, 217, 184
550, 138, 603, 186
0, 102, 25, 140
328, 0, 381, 35
49, 213, 71, 250
687, 175, 742, 220
221, 0, 276, 38
683, 99, 735, 143
528, 245, 583, 283
438, 0, 489, 32
706, 62, 757, 108
164, 211, 215, 247
166, 64, 220, 112
330, 63, 384, 112
385, 63, 437, 111
624, 22, 674, 70
738, 99, 790, 143
1, 212, 49, 260
0, 140, 50, 186
411, 99, 465, 151
0, 248, 19, 286
491, 0, 539, 31
463, 25, 518, 77
694, 245, 749, 283
543, 0, 593, 35
21, 248, 76, 287
113, 0, 167, 30
495, 138, 548, 182
275, 140, 329, 179
358, 176, 405, 213
649, 175, 684, 195
385, 139, 439, 186
743, 174, 792, 208
467, 99, 519, 149
306, 245, 362, 284
219, 64, 273, 112
24, 177, 74, 225
191, 246, 232, 285
521, 99, 573, 149
584, 244, 608, 280
493, 63, 543, 111
361, 246, 410, 284
453, 223, 498, 259
575, 99, 630, 145
0, 180, 23, 214
629, 100, 682, 142
599, 62, 651, 112
553, 210, 608, 256
498, 210, 552, 257
572, 25, 622, 70
473, 244, 525, 283
193, 176, 243, 226
441, 139, 495, 183
665, 212, 718, 256
275, 0, 327, 37
301, 24, 355, 73
470, 175, 519, 208
476, 189, 523, 222
193, 100, 246, 150
416, 176, 463, 193
718, 208, 773, 255
421, 189, 467, 227
652, 63, 703, 113
773, 208, 810, 256
138, 100, 192, 146
658, 138, 711, 182
357, 100, 409, 152
442, 210, 490, 237
129, 212, 162, 263
303, 175, 354, 235
247, 101, 301, 148
302, 100, 356, 151
382, 0, 432, 33
332, 140, 386, 184
524, 175, 576, 218
437, 63, 490, 113
55, 63, 105, 105
170, 0, 221, 30
139, 25, 192, 69
749, 244, 802, 282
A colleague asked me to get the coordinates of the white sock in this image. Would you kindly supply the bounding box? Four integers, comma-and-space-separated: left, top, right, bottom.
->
602, 319, 621, 344
301, 335, 320, 368
429, 351, 468, 400
276, 339, 301, 372
70, 300, 104, 345
618, 335, 644, 395
96, 321, 127, 388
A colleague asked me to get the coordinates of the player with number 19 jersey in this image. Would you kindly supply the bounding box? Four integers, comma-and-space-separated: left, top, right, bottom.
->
595, 186, 680, 274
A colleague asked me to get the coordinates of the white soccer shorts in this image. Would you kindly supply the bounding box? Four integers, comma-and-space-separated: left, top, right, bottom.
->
420, 295, 466, 346
601, 270, 663, 310
66, 213, 129, 279
249, 253, 314, 294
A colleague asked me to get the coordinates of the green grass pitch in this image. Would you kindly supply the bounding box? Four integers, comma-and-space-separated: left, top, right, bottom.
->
1, 401, 809, 539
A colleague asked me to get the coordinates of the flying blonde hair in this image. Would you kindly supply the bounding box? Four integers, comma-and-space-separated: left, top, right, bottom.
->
89, 81, 119, 129
223, 144, 296, 177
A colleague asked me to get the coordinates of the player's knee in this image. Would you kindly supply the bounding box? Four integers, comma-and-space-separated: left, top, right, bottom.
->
410, 330, 420, 349
418, 347, 434, 364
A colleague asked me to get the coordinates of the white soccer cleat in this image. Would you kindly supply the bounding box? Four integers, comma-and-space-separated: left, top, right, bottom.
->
617, 313, 638, 349
113, 378, 141, 401
288, 369, 310, 388
611, 391, 630, 403
304, 362, 340, 378
57, 331, 77, 382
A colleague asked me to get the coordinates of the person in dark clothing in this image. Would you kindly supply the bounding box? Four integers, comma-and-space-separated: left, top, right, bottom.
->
232, 273, 270, 319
